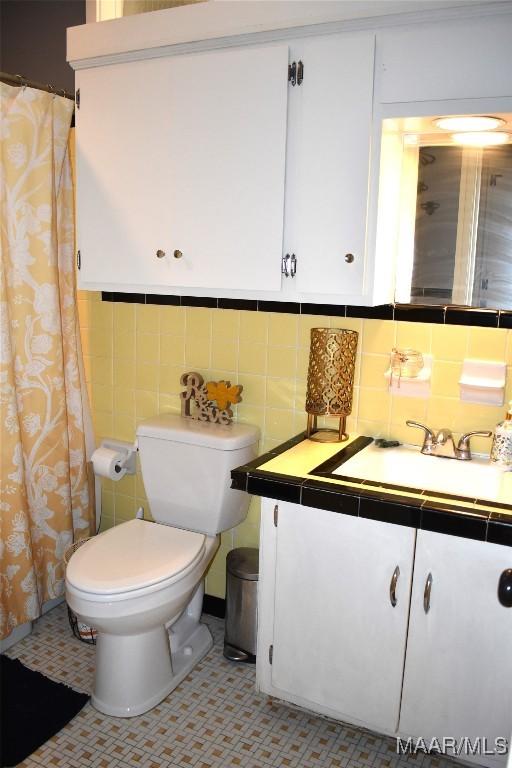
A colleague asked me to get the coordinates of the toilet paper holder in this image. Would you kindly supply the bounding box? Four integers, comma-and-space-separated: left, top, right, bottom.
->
100, 439, 137, 475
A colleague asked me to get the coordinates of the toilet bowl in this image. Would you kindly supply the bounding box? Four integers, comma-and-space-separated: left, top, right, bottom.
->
67, 518, 219, 716
65, 414, 259, 717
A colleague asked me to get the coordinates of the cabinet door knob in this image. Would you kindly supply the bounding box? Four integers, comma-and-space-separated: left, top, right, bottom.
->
498, 568, 512, 607
174, 249, 183, 259
389, 565, 400, 607
156, 249, 166, 258
423, 572, 433, 613
345, 253, 355, 264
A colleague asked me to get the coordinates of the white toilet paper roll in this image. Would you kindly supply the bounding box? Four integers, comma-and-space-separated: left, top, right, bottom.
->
91, 447, 127, 481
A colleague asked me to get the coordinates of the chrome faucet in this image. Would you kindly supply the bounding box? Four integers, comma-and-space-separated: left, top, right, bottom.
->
406, 420, 491, 461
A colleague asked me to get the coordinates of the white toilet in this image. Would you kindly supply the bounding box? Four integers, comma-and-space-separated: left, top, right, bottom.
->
66, 414, 259, 718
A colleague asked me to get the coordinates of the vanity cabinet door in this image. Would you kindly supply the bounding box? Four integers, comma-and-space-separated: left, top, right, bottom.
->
400, 530, 512, 764
269, 501, 415, 733
75, 44, 288, 293
288, 32, 375, 301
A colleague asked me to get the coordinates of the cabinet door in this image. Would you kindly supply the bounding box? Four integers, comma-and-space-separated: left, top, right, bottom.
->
400, 530, 512, 764
76, 44, 288, 292
377, 15, 512, 105
271, 502, 415, 733
292, 32, 375, 298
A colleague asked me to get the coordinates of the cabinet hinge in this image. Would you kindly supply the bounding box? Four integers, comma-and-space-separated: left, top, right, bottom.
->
76, 250, 81, 270
273, 505, 278, 527
269, 644, 274, 664
288, 60, 304, 87
75, 88, 80, 109
281, 253, 297, 278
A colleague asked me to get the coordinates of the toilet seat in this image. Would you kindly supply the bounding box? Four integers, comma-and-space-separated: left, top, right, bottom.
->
66, 519, 206, 598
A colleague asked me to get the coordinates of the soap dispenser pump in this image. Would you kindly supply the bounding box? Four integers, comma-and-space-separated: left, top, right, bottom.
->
490, 401, 512, 468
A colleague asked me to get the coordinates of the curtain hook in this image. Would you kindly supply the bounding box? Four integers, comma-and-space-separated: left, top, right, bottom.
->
15, 73, 26, 89
47, 83, 56, 97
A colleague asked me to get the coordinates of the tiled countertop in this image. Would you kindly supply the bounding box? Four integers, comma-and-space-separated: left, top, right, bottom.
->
231, 433, 512, 547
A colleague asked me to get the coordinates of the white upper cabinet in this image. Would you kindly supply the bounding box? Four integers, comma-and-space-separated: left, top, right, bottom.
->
70, 3, 512, 303
287, 32, 375, 301
376, 14, 512, 105
75, 44, 289, 292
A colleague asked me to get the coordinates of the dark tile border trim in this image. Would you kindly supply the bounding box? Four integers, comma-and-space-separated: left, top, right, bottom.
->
487, 513, 512, 547
231, 435, 512, 546
311, 436, 374, 475
203, 594, 226, 618
101, 293, 510, 329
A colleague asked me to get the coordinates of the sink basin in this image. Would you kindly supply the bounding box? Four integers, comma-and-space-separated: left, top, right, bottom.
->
333, 441, 511, 504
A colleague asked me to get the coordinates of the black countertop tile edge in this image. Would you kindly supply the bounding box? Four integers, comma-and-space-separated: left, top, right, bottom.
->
231, 467, 249, 492
487, 512, 512, 546
100, 293, 506, 329
230, 433, 307, 491
421, 507, 488, 541
475, 499, 512, 511
247, 471, 302, 504
312, 436, 373, 475
231, 434, 512, 546
359, 495, 423, 529
423, 490, 477, 504
302, 480, 360, 516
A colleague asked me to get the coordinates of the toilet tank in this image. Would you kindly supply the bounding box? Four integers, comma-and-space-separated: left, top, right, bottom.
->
136, 414, 259, 536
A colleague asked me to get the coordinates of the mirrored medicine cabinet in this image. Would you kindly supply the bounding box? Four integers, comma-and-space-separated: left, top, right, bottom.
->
382, 112, 512, 311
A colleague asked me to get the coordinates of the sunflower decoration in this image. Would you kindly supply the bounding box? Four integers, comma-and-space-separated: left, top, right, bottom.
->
206, 380, 243, 411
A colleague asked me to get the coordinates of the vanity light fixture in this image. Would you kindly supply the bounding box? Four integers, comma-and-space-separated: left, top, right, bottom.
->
305, 327, 358, 442
452, 131, 510, 147
434, 115, 505, 132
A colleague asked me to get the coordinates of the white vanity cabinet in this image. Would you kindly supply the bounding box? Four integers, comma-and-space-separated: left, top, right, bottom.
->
399, 530, 512, 766
257, 499, 416, 733
258, 498, 512, 766
75, 44, 289, 293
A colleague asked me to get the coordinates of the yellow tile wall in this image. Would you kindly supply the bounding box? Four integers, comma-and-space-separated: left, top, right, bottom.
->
78, 291, 512, 598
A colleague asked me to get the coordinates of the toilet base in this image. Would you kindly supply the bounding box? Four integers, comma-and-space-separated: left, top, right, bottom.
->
91, 621, 213, 718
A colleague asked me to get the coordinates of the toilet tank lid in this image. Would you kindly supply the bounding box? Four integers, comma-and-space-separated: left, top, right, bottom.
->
136, 413, 260, 450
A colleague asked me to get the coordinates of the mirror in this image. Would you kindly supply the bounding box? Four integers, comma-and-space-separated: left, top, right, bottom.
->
388, 113, 512, 310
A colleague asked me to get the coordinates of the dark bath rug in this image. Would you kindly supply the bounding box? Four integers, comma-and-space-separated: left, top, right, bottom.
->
0, 654, 89, 766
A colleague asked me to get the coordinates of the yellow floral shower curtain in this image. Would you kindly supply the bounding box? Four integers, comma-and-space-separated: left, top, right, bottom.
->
0, 83, 95, 639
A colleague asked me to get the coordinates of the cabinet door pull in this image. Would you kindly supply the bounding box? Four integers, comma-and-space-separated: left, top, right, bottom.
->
423, 572, 433, 614
173, 249, 183, 259
498, 568, 512, 607
156, 249, 166, 258
389, 565, 400, 607
344, 253, 355, 264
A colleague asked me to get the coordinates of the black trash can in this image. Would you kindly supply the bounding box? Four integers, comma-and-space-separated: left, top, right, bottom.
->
223, 547, 259, 663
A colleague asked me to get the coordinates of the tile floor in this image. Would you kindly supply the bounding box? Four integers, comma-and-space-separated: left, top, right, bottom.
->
5, 604, 453, 768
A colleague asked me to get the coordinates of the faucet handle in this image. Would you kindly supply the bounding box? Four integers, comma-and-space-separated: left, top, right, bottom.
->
457, 430, 492, 460
406, 420, 435, 450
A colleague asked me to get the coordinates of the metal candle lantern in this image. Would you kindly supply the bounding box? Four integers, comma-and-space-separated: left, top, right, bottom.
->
305, 328, 359, 442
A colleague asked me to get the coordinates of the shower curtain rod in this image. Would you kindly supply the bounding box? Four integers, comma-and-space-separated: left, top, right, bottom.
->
0, 71, 75, 102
